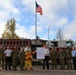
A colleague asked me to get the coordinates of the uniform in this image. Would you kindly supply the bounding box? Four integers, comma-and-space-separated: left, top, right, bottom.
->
58, 48, 65, 70
12, 49, 19, 70
50, 47, 57, 69
65, 47, 72, 69
0, 47, 5, 69
19, 50, 25, 70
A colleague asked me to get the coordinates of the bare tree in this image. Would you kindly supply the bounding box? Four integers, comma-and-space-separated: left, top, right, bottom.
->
56, 28, 64, 40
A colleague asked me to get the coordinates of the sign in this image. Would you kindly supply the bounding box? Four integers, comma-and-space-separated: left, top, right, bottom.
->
36, 47, 45, 59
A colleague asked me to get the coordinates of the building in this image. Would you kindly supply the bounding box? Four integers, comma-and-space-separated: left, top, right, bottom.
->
0, 38, 47, 51
31, 39, 47, 51
0, 39, 31, 50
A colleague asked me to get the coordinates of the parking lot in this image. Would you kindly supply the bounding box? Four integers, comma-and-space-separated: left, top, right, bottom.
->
0, 65, 76, 75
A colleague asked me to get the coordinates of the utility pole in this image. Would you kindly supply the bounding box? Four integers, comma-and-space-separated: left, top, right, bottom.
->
48, 25, 50, 48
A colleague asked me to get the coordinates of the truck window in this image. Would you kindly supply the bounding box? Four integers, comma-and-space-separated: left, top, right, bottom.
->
51, 42, 58, 47
66, 42, 72, 46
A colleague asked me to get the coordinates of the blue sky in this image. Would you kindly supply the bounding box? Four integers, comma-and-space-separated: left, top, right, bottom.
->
0, 0, 76, 40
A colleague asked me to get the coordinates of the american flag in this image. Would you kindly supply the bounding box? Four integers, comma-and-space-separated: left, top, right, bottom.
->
36, 2, 43, 15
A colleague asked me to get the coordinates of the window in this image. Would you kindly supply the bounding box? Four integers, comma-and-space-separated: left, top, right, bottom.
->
23, 41, 25, 45
51, 42, 58, 47
7, 41, 9, 44
4, 41, 6, 45
10, 41, 12, 45
20, 41, 22, 45
66, 42, 72, 47
26, 41, 28, 45
0, 41, 2, 44
17, 41, 19, 45
13, 41, 15, 45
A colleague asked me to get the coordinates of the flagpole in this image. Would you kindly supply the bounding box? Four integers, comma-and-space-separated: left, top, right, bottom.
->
35, 0, 37, 40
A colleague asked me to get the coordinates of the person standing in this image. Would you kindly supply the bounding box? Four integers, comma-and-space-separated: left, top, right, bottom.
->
19, 48, 25, 71
4, 46, 12, 71
43, 44, 50, 70
12, 46, 19, 71
65, 47, 72, 69
58, 47, 65, 70
24, 45, 35, 70
71, 47, 76, 70
0, 45, 5, 69
50, 47, 57, 69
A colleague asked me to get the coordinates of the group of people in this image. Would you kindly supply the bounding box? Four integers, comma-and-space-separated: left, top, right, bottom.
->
42, 45, 76, 70
0, 45, 35, 71
0, 44, 76, 71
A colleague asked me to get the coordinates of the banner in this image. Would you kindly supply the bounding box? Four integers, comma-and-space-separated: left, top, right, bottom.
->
36, 47, 45, 59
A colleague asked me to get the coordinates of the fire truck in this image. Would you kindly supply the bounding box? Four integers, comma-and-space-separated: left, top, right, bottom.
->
46, 39, 74, 50
46, 39, 74, 64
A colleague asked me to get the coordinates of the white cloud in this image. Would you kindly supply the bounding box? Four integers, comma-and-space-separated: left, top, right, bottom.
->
0, 21, 6, 37
0, 0, 20, 37
22, 0, 34, 12
0, 0, 20, 21
64, 19, 76, 39
0, 0, 76, 40
0, 0, 20, 14
16, 24, 35, 39
0, 11, 9, 20
54, 17, 68, 27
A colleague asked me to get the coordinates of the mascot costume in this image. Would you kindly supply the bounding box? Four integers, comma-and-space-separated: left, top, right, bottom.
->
24, 46, 35, 70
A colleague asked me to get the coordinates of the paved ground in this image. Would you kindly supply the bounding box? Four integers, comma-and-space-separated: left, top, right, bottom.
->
0, 65, 76, 75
